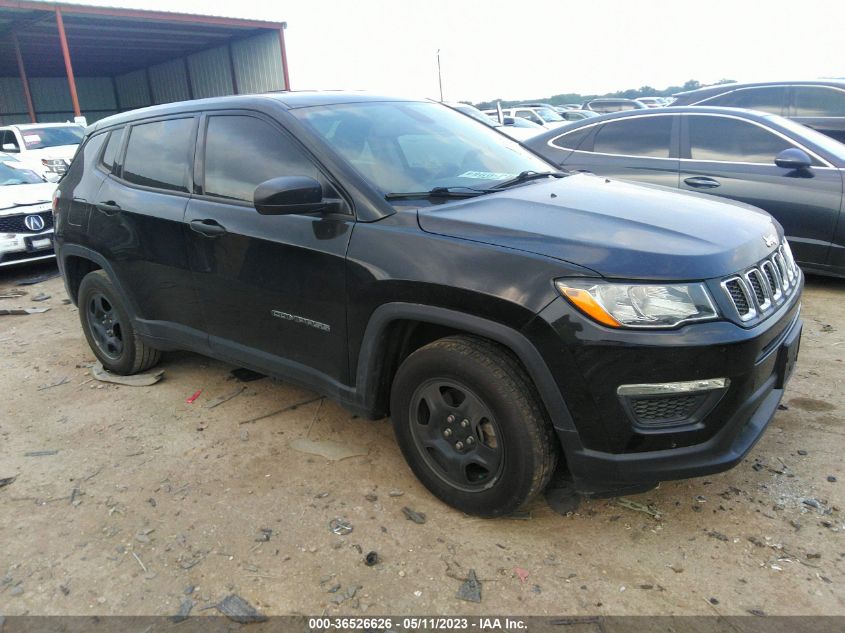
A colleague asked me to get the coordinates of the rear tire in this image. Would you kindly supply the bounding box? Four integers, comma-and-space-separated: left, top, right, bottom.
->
390, 335, 558, 517
78, 270, 160, 375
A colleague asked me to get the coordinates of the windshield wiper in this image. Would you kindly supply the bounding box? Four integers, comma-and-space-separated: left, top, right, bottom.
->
384, 186, 493, 201
491, 170, 566, 190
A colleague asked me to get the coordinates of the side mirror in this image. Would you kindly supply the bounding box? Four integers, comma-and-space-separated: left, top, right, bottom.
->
502, 117, 515, 126
254, 176, 327, 215
775, 148, 812, 170
2, 143, 19, 152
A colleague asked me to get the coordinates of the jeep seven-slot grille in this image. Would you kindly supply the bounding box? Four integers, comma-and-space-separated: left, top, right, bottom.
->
721, 242, 798, 322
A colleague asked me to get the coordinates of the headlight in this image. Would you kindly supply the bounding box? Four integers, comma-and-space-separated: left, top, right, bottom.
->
556, 279, 719, 328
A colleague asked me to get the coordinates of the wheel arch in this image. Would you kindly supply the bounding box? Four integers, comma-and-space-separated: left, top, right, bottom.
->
58, 245, 138, 320
355, 303, 579, 441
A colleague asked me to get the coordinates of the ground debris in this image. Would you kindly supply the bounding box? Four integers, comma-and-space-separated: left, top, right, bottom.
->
0, 475, 17, 489
706, 530, 729, 542
24, 450, 58, 457
256, 528, 273, 542
170, 598, 194, 623
17, 271, 60, 285
290, 437, 368, 461
38, 376, 69, 391
92, 362, 164, 387
329, 518, 353, 535
206, 386, 245, 408
230, 368, 266, 382
215, 593, 267, 623
31, 292, 51, 302
0, 307, 49, 315
616, 497, 662, 519
0, 289, 26, 299
364, 551, 379, 566
402, 507, 426, 524
238, 395, 324, 425
455, 569, 481, 603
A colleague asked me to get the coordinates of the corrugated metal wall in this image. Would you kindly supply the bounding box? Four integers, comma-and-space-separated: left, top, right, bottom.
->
1, 31, 285, 125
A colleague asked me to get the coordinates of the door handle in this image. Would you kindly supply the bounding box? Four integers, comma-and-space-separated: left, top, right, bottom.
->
190, 219, 227, 237
96, 201, 121, 215
683, 176, 721, 189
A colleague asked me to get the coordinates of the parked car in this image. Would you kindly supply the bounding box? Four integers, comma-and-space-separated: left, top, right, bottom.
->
637, 97, 667, 108
557, 104, 582, 111
56, 92, 802, 517
0, 160, 56, 267
582, 98, 648, 113
0, 122, 84, 181
483, 106, 568, 129
558, 109, 599, 122
524, 106, 845, 277
670, 80, 845, 142
446, 102, 540, 141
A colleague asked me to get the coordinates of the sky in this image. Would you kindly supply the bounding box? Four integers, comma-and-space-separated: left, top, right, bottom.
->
58, 0, 845, 103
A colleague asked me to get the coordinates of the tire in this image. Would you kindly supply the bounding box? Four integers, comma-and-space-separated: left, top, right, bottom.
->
390, 335, 559, 517
78, 270, 161, 375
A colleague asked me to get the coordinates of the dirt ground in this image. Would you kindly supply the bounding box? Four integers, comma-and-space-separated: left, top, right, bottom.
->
0, 260, 843, 618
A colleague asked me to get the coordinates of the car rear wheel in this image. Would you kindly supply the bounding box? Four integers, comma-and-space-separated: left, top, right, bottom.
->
78, 270, 160, 375
390, 335, 558, 517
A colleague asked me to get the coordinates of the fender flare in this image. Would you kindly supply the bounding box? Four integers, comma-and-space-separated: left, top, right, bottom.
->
355, 303, 580, 442
56, 244, 140, 321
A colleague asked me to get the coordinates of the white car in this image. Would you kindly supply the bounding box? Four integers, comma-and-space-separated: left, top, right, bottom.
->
445, 102, 541, 141
483, 107, 569, 130
0, 160, 56, 267
0, 123, 84, 182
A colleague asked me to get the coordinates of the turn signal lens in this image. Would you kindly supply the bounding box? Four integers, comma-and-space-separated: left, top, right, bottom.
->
558, 286, 621, 327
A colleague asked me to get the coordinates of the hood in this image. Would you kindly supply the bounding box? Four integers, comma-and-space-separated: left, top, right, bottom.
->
0, 182, 56, 212
417, 174, 781, 280
24, 145, 78, 160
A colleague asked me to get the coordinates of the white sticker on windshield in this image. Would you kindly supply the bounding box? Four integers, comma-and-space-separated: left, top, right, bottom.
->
458, 171, 514, 180
22, 134, 41, 143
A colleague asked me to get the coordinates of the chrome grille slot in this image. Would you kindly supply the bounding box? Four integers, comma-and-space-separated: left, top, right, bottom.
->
721, 240, 797, 323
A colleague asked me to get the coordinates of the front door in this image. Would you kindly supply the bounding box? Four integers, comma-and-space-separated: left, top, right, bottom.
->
185, 112, 353, 384
679, 113, 843, 268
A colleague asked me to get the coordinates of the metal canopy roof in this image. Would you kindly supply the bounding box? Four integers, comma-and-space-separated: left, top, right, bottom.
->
0, 1, 287, 76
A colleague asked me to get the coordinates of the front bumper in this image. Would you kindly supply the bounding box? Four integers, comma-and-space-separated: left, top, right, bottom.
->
0, 230, 55, 266
527, 273, 803, 494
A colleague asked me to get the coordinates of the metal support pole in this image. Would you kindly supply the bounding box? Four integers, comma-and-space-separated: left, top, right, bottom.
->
437, 49, 443, 102
55, 7, 81, 117
278, 25, 290, 91
12, 33, 36, 122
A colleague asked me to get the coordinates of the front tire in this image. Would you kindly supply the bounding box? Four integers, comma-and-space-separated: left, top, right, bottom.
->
390, 335, 558, 517
78, 270, 161, 375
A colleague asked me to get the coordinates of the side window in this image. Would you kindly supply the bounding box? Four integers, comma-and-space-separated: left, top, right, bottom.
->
704, 87, 786, 114
515, 110, 542, 125
100, 127, 125, 172
593, 116, 672, 157
794, 86, 845, 117
123, 118, 194, 192
1, 130, 20, 152
203, 115, 324, 203
552, 126, 593, 151
688, 116, 798, 164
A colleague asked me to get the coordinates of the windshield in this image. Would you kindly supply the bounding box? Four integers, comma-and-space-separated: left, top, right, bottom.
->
295, 101, 554, 195
770, 115, 845, 163
533, 107, 564, 122
0, 161, 44, 185
19, 126, 83, 150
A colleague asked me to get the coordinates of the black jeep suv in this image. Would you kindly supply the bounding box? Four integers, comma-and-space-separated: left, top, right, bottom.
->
54, 92, 803, 517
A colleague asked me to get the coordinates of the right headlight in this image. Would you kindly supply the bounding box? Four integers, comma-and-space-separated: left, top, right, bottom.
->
555, 279, 719, 329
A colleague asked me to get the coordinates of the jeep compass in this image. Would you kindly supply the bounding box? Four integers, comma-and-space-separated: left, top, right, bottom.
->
54, 92, 803, 517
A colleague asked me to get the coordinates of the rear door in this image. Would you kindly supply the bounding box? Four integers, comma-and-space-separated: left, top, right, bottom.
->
679, 113, 842, 268
185, 111, 353, 384
560, 114, 680, 187
92, 115, 208, 335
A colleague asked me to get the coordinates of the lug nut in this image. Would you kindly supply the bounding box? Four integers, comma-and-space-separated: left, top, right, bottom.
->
443, 428, 453, 438
460, 419, 469, 428
455, 441, 464, 451
466, 436, 475, 445
446, 414, 455, 424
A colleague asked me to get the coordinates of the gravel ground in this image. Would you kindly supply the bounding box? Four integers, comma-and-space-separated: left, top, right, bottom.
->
0, 261, 842, 617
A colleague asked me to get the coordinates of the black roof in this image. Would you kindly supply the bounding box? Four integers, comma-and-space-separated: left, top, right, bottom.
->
673, 79, 845, 98
88, 91, 422, 131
